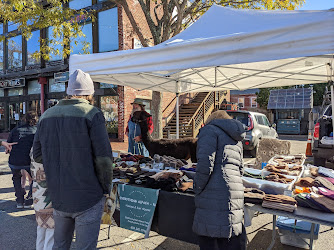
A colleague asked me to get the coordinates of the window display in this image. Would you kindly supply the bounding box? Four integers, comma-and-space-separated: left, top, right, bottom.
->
100, 96, 118, 138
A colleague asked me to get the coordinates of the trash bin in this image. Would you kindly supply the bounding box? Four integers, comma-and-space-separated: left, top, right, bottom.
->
276, 216, 320, 249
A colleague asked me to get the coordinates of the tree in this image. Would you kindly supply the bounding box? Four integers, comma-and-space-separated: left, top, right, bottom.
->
304, 83, 331, 106
0, 0, 92, 61
255, 88, 272, 109
113, 0, 305, 138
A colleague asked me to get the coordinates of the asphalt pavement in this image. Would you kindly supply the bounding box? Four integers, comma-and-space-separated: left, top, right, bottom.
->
1, 135, 333, 249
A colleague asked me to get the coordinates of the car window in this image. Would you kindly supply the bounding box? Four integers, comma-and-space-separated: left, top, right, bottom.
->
227, 112, 249, 126
262, 116, 271, 127
255, 115, 264, 125
255, 115, 270, 127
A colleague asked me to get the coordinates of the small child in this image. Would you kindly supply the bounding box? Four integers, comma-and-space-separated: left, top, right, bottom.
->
30, 149, 54, 250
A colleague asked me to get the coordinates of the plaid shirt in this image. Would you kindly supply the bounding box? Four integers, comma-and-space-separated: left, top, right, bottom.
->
126, 111, 154, 135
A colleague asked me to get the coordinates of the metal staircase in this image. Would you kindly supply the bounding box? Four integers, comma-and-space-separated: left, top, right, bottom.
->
163, 91, 227, 138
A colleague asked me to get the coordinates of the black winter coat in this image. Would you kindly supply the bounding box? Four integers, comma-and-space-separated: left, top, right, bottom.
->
7, 124, 37, 166
193, 119, 246, 238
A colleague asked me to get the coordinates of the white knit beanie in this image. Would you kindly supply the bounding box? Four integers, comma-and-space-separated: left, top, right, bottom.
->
67, 69, 95, 96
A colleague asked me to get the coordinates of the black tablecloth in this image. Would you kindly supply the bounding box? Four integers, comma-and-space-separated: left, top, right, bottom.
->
112, 185, 198, 244
153, 190, 198, 244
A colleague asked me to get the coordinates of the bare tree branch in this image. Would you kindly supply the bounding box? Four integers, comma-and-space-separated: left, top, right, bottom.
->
114, 0, 149, 47
137, 0, 161, 44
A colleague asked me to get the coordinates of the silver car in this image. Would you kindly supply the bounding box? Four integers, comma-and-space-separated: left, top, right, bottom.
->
227, 110, 278, 157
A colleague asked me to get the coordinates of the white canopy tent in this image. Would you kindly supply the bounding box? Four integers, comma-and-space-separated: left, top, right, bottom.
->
70, 5, 334, 139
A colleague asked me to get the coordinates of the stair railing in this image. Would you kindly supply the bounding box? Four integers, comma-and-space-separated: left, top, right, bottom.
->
188, 91, 226, 137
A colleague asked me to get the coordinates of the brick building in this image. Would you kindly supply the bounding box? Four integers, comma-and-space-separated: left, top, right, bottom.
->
230, 89, 259, 110
0, 0, 176, 145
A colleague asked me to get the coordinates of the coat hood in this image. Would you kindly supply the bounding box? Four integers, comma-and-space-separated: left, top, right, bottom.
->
208, 119, 246, 141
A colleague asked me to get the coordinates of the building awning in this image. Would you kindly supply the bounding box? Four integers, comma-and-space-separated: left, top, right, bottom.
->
267, 88, 313, 110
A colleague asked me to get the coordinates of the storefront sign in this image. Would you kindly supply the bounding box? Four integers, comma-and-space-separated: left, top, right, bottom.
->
118, 185, 159, 237
54, 72, 69, 83
0, 78, 25, 88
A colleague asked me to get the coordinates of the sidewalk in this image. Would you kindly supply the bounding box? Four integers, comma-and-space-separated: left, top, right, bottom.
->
0, 149, 9, 175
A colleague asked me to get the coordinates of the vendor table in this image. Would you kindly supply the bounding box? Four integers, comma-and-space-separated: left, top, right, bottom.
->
245, 203, 334, 250
111, 184, 334, 249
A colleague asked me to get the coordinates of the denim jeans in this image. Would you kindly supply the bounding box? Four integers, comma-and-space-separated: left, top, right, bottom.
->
53, 197, 104, 250
9, 165, 33, 204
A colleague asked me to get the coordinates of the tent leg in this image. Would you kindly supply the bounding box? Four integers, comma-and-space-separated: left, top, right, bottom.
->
331, 85, 334, 145
176, 93, 179, 139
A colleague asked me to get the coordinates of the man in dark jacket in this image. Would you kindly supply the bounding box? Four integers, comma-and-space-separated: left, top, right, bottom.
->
193, 110, 246, 250
8, 111, 37, 209
33, 69, 113, 249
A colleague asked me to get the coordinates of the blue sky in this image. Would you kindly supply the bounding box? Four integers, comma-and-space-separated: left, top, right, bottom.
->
299, 0, 333, 10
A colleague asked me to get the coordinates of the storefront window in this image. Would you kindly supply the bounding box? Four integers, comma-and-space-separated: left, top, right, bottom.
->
49, 78, 66, 92
28, 100, 41, 117
48, 26, 63, 61
8, 88, 23, 96
71, 23, 93, 54
0, 89, 4, 97
0, 23, 3, 72
27, 30, 41, 65
98, 8, 118, 52
8, 35, 23, 69
28, 80, 41, 95
69, 0, 91, 10
9, 102, 23, 130
100, 96, 118, 138
0, 41, 3, 72
8, 21, 18, 32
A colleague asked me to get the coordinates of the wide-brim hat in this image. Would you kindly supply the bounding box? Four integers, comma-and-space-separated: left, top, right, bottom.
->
131, 98, 146, 106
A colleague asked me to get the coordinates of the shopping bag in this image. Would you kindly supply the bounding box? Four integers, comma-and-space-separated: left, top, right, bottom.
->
101, 184, 118, 225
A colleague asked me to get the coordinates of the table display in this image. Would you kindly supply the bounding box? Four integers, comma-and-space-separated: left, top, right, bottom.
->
105, 152, 334, 249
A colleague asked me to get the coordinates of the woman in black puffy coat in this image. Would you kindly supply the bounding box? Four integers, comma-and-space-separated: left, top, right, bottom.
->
193, 110, 246, 250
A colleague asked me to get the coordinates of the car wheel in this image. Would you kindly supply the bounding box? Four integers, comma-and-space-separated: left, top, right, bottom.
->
313, 156, 326, 167
250, 146, 257, 158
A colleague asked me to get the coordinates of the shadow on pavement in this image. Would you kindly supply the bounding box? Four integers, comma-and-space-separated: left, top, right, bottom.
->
0, 200, 36, 221
154, 237, 199, 250
247, 229, 304, 250
0, 186, 15, 194
0, 211, 36, 250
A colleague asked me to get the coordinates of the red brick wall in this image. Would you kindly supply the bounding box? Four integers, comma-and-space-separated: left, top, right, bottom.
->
117, 2, 155, 141
230, 94, 257, 110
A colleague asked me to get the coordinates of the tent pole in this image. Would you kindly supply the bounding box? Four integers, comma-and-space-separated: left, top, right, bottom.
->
331, 84, 334, 144
176, 93, 180, 139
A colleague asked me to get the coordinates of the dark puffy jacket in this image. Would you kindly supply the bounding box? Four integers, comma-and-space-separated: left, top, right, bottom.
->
33, 99, 113, 213
7, 124, 37, 166
193, 119, 245, 238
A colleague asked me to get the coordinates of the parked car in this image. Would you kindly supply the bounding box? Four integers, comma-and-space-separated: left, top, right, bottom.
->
226, 110, 278, 157
312, 105, 333, 166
